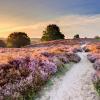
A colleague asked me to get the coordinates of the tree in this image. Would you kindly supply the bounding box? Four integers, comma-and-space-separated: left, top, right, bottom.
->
94, 36, 100, 39
41, 24, 65, 41
7, 32, 31, 48
0, 40, 6, 47
74, 34, 80, 39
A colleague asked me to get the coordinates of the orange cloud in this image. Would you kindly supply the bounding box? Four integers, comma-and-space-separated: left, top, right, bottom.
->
0, 15, 100, 38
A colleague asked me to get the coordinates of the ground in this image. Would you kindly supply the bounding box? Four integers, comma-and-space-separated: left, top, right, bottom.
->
36, 53, 99, 100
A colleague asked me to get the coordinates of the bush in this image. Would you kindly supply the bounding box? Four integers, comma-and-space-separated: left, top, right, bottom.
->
74, 34, 80, 39
41, 24, 65, 41
94, 36, 100, 39
0, 40, 6, 47
7, 32, 31, 48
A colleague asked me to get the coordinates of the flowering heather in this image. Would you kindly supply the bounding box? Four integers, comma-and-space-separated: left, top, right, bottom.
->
0, 45, 81, 99
87, 43, 100, 95
87, 53, 100, 63
84, 43, 100, 53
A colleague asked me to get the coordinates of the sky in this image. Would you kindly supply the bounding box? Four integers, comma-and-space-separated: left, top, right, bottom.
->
0, 0, 100, 38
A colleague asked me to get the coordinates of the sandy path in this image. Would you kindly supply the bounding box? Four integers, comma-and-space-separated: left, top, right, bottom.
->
36, 53, 99, 100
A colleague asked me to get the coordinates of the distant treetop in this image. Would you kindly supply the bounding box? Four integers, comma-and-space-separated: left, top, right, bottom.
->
41, 24, 65, 41
74, 34, 80, 39
0, 40, 6, 47
94, 35, 100, 39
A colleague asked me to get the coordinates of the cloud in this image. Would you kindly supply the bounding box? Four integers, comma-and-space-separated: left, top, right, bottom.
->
0, 15, 100, 38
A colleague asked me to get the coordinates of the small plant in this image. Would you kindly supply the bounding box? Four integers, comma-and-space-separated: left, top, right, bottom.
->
94, 80, 100, 95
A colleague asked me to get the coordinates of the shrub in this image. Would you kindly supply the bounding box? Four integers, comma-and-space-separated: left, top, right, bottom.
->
74, 34, 80, 39
7, 32, 30, 48
0, 40, 6, 47
94, 36, 100, 39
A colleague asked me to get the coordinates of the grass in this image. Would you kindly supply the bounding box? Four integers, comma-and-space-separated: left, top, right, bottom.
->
43, 63, 74, 89
94, 80, 100, 96
55, 62, 74, 78
95, 38, 100, 41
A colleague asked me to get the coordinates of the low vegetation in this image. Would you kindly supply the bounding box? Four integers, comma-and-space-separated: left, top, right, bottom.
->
0, 23, 99, 99
74, 34, 80, 39
94, 36, 100, 40
0, 45, 81, 99
87, 43, 100, 95
0, 40, 6, 47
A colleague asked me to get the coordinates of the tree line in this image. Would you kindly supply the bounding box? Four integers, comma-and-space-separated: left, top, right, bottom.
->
0, 24, 99, 48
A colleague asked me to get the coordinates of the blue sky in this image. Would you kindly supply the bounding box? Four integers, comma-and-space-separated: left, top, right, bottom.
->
1, 0, 100, 20
0, 0, 100, 38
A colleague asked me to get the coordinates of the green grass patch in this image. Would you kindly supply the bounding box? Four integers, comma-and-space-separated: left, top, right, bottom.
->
55, 62, 74, 78
94, 80, 100, 95
44, 62, 74, 88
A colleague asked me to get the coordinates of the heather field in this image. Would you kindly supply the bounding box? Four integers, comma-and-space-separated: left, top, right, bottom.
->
0, 42, 81, 100
87, 42, 100, 96
0, 0, 100, 100
0, 39, 100, 100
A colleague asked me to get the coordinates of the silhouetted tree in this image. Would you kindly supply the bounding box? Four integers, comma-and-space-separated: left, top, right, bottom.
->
7, 32, 31, 48
0, 40, 6, 47
74, 34, 80, 39
41, 24, 65, 41
94, 36, 100, 39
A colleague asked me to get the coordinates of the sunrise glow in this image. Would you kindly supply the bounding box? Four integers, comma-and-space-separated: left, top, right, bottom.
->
0, 0, 100, 38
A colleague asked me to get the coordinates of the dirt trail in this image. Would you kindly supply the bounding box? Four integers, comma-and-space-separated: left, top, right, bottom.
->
36, 52, 99, 100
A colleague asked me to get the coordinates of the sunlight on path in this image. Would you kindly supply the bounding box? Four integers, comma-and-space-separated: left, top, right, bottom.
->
36, 53, 99, 100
